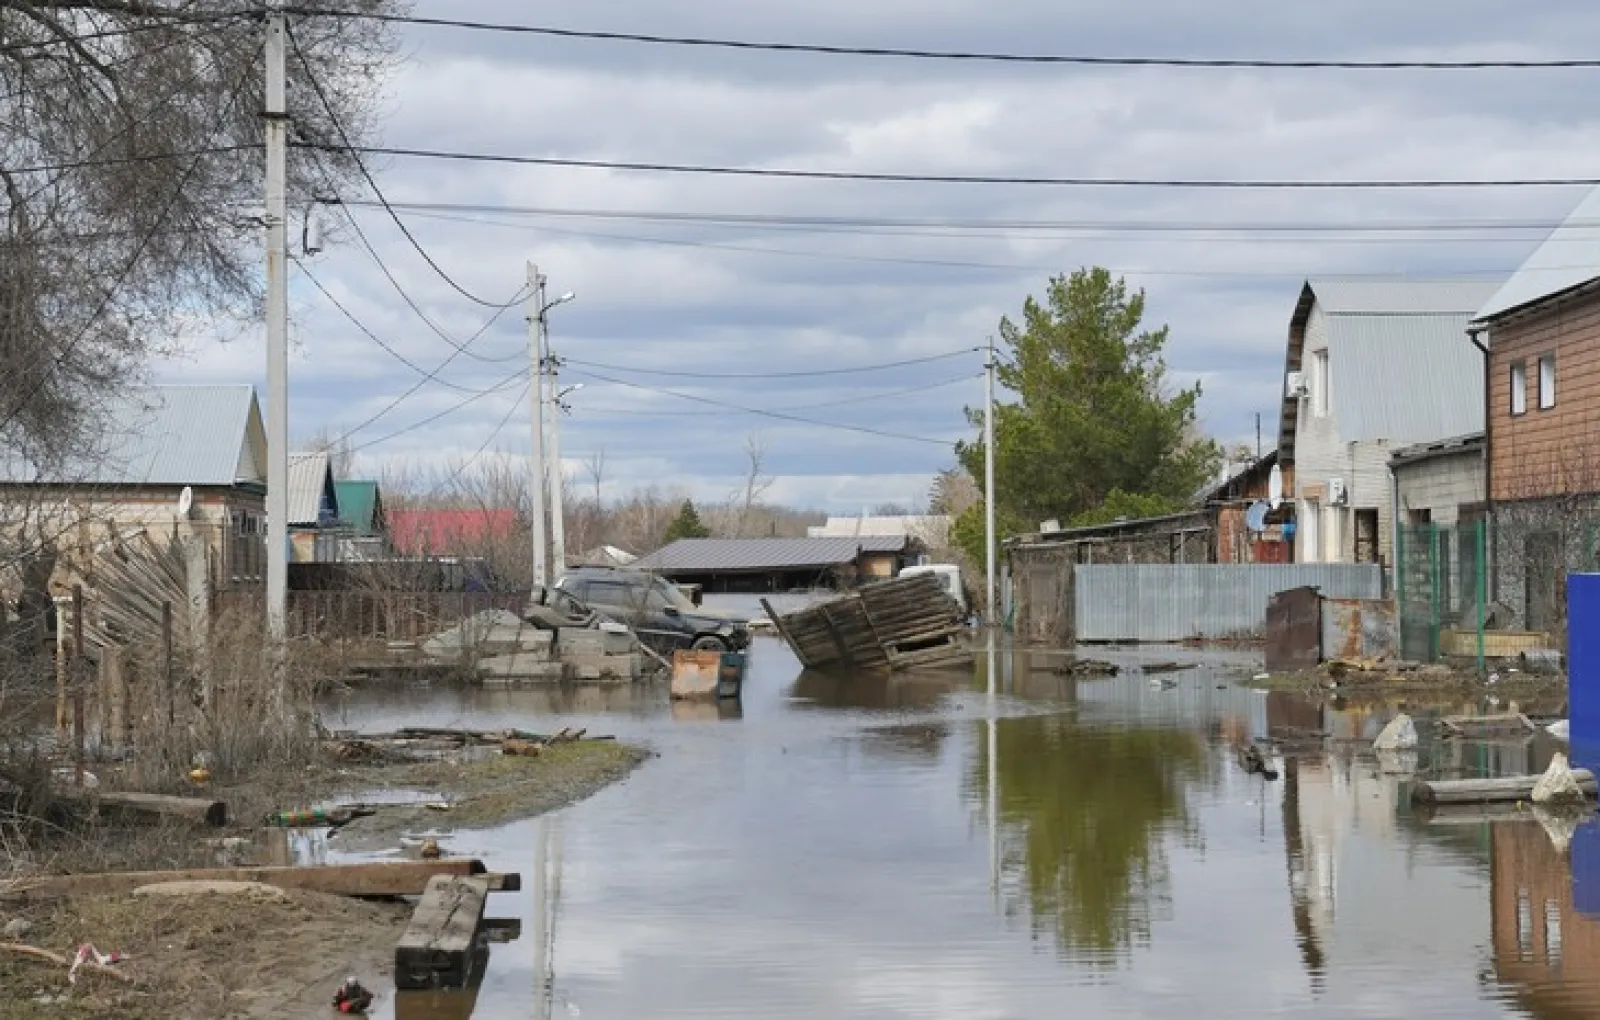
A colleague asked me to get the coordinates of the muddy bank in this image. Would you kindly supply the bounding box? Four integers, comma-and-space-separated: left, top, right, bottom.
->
326, 739, 653, 846
0, 886, 410, 1020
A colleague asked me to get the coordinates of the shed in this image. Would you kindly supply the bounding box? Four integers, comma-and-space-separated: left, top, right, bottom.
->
632, 536, 918, 593
287, 452, 339, 528
334, 480, 386, 537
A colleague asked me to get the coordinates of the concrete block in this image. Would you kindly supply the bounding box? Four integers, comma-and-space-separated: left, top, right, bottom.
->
477, 655, 564, 682
557, 628, 608, 657
562, 653, 640, 681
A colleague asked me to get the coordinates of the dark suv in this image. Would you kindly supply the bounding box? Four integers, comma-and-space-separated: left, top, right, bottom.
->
555, 567, 751, 654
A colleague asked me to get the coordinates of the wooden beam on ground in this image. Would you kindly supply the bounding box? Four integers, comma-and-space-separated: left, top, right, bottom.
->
64, 791, 228, 827
0, 859, 520, 903
1411, 770, 1598, 805
395, 874, 490, 990
761, 598, 810, 668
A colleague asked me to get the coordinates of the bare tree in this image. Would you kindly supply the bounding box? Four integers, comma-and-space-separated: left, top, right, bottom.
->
730, 433, 774, 538
0, 2, 403, 458
299, 425, 354, 478
929, 467, 981, 517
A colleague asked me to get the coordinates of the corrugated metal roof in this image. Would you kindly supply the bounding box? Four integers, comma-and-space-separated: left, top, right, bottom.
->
633, 536, 909, 573
0, 385, 262, 486
1325, 311, 1485, 442
1475, 186, 1600, 323
1390, 431, 1484, 467
1308, 279, 1501, 316
287, 452, 335, 526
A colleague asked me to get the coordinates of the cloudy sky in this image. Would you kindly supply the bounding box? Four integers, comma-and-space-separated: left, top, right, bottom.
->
154, 0, 1600, 513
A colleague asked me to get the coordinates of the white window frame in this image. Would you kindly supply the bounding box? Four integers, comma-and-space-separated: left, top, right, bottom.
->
1510, 360, 1527, 416
1538, 353, 1556, 409
1311, 349, 1330, 418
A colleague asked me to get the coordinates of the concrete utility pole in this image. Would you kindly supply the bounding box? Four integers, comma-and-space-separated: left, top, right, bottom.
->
527, 263, 549, 590
264, 1, 289, 641
541, 291, 576, 582
983, 337, 998, 627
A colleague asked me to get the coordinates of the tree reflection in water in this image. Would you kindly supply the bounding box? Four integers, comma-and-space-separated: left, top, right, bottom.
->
973, 715, 1206, 961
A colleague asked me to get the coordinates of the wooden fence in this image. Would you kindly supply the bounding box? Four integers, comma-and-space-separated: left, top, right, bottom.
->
214, 590, 532, 642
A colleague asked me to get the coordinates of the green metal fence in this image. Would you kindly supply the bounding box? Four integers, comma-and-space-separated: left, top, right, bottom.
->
1395, 520, 1487, 670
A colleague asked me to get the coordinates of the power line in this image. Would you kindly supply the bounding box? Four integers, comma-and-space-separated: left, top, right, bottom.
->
578, 372, 981, 416
564, 367, 956, 446
7, 146, 263, 177
0, 9, 248, 57
285, 9, 1600, 70
296, 259, 522, 394
333, 200, 526, 363
346, 368, 530, 454
564, 348, 978, 379
284, 20, 522, 310
415, 377, 536, 486
323, 283, 531, 446
292, 143, 1600, 189
348, 199, 1600, 237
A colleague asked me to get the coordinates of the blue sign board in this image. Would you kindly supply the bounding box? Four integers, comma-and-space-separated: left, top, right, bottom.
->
1569, 574, 1600, 770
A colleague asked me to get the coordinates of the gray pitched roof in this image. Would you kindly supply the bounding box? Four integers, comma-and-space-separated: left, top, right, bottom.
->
0, 385, 264, 487
633, 536, 909, 573
288, 451, 337, 527
1473, 185, 1600, 323
1308, 279, 1501, 316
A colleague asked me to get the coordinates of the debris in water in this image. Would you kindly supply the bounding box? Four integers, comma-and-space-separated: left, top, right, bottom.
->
333, 975, 375, 1014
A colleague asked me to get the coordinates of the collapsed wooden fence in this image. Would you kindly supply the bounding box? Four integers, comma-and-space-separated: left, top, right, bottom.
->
762, 573, 970, 673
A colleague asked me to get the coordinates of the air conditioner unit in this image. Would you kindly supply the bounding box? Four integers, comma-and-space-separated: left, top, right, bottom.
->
1040, 519, 1061, 533
1285, 371, 1309, 399
1328, 477, 1348, 506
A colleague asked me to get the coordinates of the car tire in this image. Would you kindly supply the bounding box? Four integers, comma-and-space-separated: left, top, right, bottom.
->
691, 635, 728, 652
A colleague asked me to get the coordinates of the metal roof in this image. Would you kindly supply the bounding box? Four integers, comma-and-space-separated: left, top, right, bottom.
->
633, 536, 910, 574
1325, 310, 1486, 443
0, 385, 263, 487
1307, 279, 1502, 316
287, 452, 335, 526
1474, 186, 1600, 323
1389, 431, 1484, 468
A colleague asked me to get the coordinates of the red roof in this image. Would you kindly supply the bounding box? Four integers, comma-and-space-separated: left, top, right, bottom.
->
387, 508, 518, 556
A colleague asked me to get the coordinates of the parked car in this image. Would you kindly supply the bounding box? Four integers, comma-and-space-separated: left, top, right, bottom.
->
555, 567, 751, 654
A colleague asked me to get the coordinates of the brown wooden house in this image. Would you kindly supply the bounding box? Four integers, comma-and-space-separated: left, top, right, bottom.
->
1470, 185, 1600, 643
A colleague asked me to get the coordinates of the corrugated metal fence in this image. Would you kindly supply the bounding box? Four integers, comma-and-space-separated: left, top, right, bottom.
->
1075, 564, 1384, 643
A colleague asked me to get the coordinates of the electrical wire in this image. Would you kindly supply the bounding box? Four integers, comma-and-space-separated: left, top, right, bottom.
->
292, 143, 1600, 190
345, 368, 530, 454
345, 199, 1600, 237
296, 259, 525, 394
577, 372, 981, 416
333, 200, 527, 363
416, 377, 536, 488
6, 146, 263, 177
321, 281, 531, 445
563, 367, 956, 446
563, 348, 979, 379
283, 9, 1600, 70
284, 20, 524, 310
0, 9, 249, 57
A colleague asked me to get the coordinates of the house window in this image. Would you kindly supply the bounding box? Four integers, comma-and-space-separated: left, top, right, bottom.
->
1510, 361, 1527, 416
1311, 349, 1330, 418
1538, 353, 1556, 409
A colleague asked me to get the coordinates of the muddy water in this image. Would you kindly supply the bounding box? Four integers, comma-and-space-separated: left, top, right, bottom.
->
322, 638, 1593, 1019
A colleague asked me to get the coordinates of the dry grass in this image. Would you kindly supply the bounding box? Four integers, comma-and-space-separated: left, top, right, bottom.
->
0, 888, 409, 1020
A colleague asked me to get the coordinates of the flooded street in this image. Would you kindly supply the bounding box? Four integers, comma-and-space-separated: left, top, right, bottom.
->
322, 633, 1591, 1019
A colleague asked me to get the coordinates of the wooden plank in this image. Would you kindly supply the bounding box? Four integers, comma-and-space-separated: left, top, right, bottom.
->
395, 874, 490, 991
1411, 770, 1598, 805
67, 791, 228, 827
817, 603, 857, 670
887, 642, 973, 671
0, 859, 520, 902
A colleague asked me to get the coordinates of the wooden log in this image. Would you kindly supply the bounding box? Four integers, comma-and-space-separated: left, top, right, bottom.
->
66, 791, 228, 827
1411, 770, 1599, 805
1415, 801, 1593, 825
0, 859, 520, 902
1437, 712, 1537, 738
395, 875, 490, 990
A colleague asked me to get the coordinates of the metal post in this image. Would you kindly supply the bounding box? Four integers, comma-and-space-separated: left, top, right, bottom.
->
983, 339, 997, 626
1476, 519, 1487, 677
264, 1, 289, 643
72, 585, 85, 776
548, 353, 567, 582
527, 263, 549, 590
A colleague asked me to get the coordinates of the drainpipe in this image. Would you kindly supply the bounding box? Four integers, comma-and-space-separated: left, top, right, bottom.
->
1469, 325, 1492, 603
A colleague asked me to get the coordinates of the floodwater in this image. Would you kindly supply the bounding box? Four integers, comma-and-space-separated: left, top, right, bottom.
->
320, 635, 1599, 1020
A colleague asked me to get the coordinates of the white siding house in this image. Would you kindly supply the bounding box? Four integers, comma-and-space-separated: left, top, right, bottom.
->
1278, 281, 1498, 566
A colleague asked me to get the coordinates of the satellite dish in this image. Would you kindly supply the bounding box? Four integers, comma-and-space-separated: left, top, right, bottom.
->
1245, 500, 1270, 534
176, 486, 194, 517
1267, 464, 1284, 510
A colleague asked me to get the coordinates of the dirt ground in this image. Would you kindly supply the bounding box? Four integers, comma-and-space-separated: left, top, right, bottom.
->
0, 739, 651, 1018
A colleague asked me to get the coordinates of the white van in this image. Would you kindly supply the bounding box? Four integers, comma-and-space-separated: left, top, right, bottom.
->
898, 563, 969, 619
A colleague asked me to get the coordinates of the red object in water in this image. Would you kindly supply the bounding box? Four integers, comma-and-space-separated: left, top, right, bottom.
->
332, 977, 374, 1015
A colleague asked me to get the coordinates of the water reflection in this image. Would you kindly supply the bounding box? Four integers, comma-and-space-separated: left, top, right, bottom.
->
972, 715, 1206, 961
1491, 819, 1600, 1018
